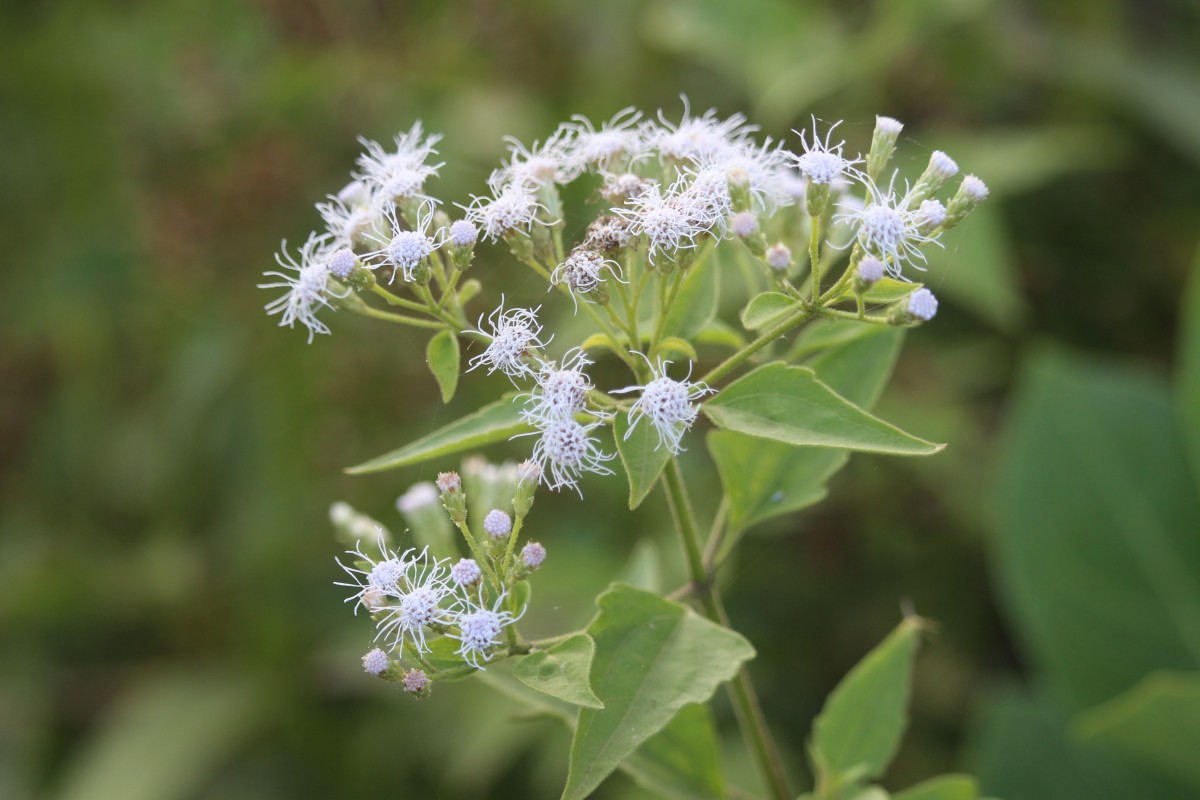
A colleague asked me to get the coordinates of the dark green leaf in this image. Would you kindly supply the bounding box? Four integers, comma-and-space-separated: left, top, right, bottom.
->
662, 249, 719, 341
1177, 242, 1200, 490
993, 350, 1200, 710
346, 395, 529, 474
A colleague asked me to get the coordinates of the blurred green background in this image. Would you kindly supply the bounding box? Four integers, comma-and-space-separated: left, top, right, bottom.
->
3, 0, 1199, 798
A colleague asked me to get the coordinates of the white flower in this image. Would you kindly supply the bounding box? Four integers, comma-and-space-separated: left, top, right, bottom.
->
551, 249, 621, 304
907, 287, 938, 321
522, 348, 593, 422
463, 178, 547, 242
448, 219, 478, 248
449, 589, 524, 669
914, 199, 947, 232
335, 540, 411, 612
834, 175, 942, 277
327, 248, 358, 280
612, 179, 710, 264
614, 357, 712, 455
525, 416, 615, 495
600, 172, 651, 204
565, 107, 646, 171
791, 117, 863, 186
690, 139, 789, 214
652, 95, 756, 163
354, 122, 444, 202
362, 200, 446, 283
374, 548, 456, 655
926, 150, 959, 183
959, 175, 989, 201
482, 509, 512, 539
317, 193, 378, 248
764, 167, 807, 207
497, 133, 579, 187
260, 232, 346, 343
857, 255, 886, 285
450, 558, 482, 587
362, 648, 389, 676
468, 300, 548, 379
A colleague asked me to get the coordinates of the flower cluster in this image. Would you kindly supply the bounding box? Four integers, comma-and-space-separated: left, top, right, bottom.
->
337, 541, 523, 672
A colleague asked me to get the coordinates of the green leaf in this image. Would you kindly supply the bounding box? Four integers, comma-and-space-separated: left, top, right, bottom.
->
710, 327, 904, 538
893, 775, 980, 800
993, 350, 1200, 710
1074, 671, 1200, 790
696, 319, 747, 351
346, 395, 530, 474
861, 277, 921, 305
580, 331, 629, 360
625, 703, 727, 800
703, 363, 941, 456
740, 291, 798, 330
53, 670, 259, 800
457, 278, 482, 305
662, 249, 719, 341
657, 335, 698, 361
811, 618, 922, 789
562, 584, 754, 800
1177, 242, 1200, 490
614, 411, 671, 509
425, 330, 460, 403
615, 538, 662, 592
514, 633, 603, 709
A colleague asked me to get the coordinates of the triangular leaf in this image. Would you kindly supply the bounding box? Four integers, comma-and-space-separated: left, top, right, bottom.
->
514, 634, 603, 709
614, 412, 671, 509
426, 330, 460, 403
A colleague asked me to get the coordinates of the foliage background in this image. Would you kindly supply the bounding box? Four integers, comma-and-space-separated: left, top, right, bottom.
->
2, 0, 1198, 798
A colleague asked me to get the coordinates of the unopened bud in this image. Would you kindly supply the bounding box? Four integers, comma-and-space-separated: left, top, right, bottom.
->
483, 509, 512, 540
854, 256, 886, 293
513, 459, 540, 515
944, 175, 988, 228
437, 471, 467, 523
730, 211, 759, 239
908, 150, 959, 206
890, 287, 938, 325
450, 558, 482, 588
362, 648, 389, 677
402, 668, 430, 696
806, 181, 831, 217
915, 199, 947, 234
521, 541, 546, 571
765, 243, 792, 271
866, 116, 904, 179
436, 472, 461, 494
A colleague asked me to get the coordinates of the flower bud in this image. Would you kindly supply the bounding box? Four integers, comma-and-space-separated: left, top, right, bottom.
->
806, 181, 831, 217
521, 541, 546, 571
890, 287, 938, 325
402, 668, 430, 697
915, 199, 947, 234
362, 648, 389, 677
907, 150, 959, 206
483, 509, 512, 540
512, 459, 540, 515
765, 243, 792, 271
450, 557, 482, 588
854, 256, 886, 293
944, 175, 988, 228
448, 219, 478, 269
866, 116, 903, 180
437, 471, 467, 524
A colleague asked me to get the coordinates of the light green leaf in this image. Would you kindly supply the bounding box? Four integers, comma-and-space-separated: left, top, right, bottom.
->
614, 412, 671, 509
616, 538, 662, 593
893, 775, 980, 800
458, 278, 482, 305
562, 584, 754, 800
514, 634, 603, 709
710, 327, 904, 538
993, 350, 1200, 710
346, 395, 530, 474
703, 363, 941, 456
740, 291, 798, 330
861, 277, 922, 306
658, 335, 699, 361
1074, 671, 1200, 790
53, 670, 258, 800
425, 330, 460, 403
662, 249, 719, 341
811, 618, 922, 788
1177, 242, 1200, 490
696, 319, 747, 351
580, 331, 629, 360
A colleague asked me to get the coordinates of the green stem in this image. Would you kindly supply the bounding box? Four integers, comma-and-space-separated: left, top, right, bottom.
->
452, 518, 501, 592
815, 307, 890, 325
370, 283, 432, 314
354, 305, 444, 329
809, 212, 823, 302
662, 461, 791, 800
699, 306, 814, 386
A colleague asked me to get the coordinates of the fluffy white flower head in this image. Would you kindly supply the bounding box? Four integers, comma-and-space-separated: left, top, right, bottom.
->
524, 348, 593, 422
551, 249, 621, 303
653, 95, 756, 163
526, 417, 615, 495
464, 179, 546, 242
792, 117, 862, 186
835, 176, 942, 277
363, 200, 445, 284
566, 107, 645, 171
498, 133, 579, 187
469, 300, 547, 379
615, 356, 712, 455
612, 180, 709, 264
450, 589, 524, 669
317, 194, 377, 247
355, 122, 444, 201
260, 233, 345, 343
335, 540, 412, 612
375, 548, 456, 655
396, 482, 439, 514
